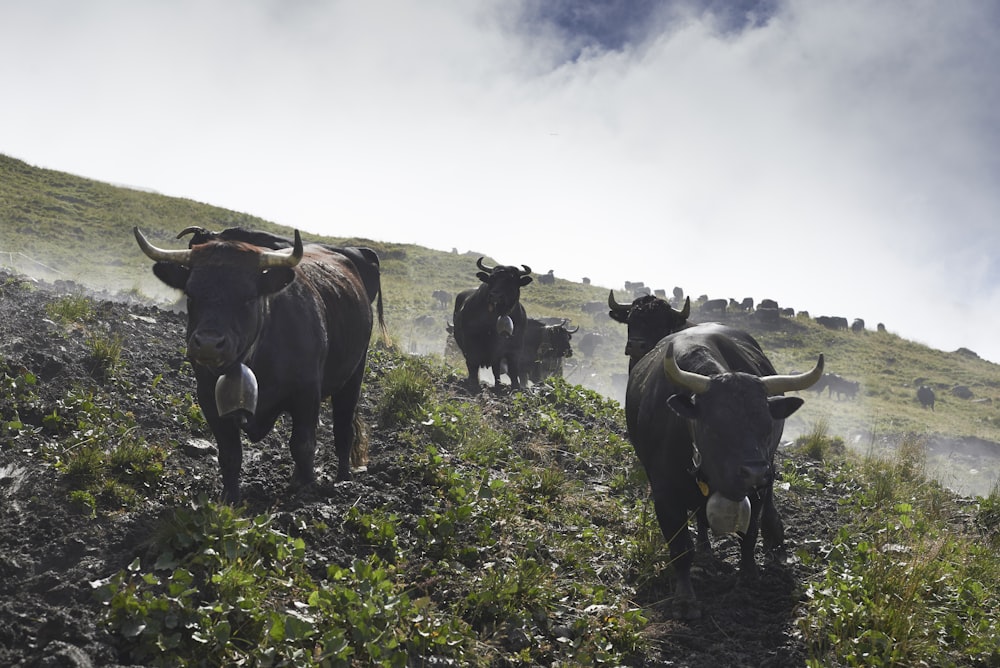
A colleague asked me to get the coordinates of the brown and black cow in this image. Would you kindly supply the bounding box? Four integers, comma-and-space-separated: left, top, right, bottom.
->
135, 226, 386, 504
625, 322, 822, 618
452, 257, 533, 391
608, 290, 693, 370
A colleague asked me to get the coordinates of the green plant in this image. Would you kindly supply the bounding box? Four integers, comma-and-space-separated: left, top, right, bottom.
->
45, 293, 93, 324
375, 360, 432, 429
85, 332, 124, 379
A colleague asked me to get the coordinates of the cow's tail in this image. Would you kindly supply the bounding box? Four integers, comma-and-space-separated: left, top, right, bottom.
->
375, 284, 391, 348
350, 411, 370, 469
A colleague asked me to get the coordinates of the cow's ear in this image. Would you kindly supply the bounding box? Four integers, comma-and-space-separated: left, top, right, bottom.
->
768, 396, 804, 420
607, 310, 628, 324
476, 271, 490, 283
258, 267, 296, 295
667, 394, 699, 420
520, 275, 533, 286
152, 263, 190, 291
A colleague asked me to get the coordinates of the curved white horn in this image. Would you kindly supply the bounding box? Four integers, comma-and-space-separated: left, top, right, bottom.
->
761, 354, 825, 395
258, 230, 304, 269
662, 342, 711, 394
134, 227, 193, 264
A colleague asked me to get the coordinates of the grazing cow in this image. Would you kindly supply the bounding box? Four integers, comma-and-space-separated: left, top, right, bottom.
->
825, 373, 860, 400
516, 318, 577, 385
625, 323, 823, 617
538, 270, 556, 285
700, 298, 727, 315
608, 291, 692, 370
452, 258, 533, 390
816, 315, 849, 330
577, 331, 603, 359
851, 318, 865, 333
134, 226, 386, 504
758, 298, 779, 310
917, 385, 936, 410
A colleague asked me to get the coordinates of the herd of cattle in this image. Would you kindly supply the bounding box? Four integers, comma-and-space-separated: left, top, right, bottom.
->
134, 227, 933, 617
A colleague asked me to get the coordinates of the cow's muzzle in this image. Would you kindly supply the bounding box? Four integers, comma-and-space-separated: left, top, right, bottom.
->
739, 461, 773, 491
188, 330, 235, 371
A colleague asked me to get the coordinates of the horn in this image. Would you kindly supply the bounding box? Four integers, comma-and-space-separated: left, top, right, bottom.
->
677, 296, 691, 319
176, 226, 210, 239
662, 342, 711, 394
134, 227, 193, 265
566, 324, 580, 334
258, 229, 303, 268
761, 354, 825, 395
476, 257, 494, 273
521, 264, 532, 276
608, 290, 630, 315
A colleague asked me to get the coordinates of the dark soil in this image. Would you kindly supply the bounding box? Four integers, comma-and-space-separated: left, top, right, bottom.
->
0, 270, 845, 667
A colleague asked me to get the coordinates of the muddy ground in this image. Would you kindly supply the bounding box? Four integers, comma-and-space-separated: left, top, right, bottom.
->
0, 270, 850, 667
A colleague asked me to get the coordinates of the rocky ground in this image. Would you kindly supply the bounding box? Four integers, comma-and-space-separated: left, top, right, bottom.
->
0, 269, 848, 667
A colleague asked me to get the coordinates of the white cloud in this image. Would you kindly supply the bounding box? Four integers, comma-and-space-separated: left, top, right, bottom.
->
2, 0, 999, 360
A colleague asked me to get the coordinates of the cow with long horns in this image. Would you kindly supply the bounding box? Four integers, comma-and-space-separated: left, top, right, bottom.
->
452, 257, 532, 390
608, 291, 693, 370
134, 226, 386, 504
625, 322, 823, 618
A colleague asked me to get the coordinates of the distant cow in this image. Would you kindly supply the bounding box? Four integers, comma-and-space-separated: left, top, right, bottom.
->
729, 297, 753, 312
825, 373, 860, 400
700, 298, 727, 315
608, 291, 692, 370
851, 318, 865, 333
432, 289, 452, 309
517, 319, 577, 385
755, 307, 781, 323
759, 299, 779, 310
625, 322, 823, 618
134, 226, 386, 504
452, 258, 533, 390
538, 270, 556, 285
577, 331, 603, 359
917, 385, 936, 410
816, 315, 849, 330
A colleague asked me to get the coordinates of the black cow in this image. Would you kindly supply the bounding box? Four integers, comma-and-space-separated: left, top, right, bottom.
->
135, 227, 386, 504
432, 289, 452, 309
825, 373, 860, 400
608, 291, 692, 370
917, 385, 936, 410
517, 318, 577, 386
538, 270, 556, 285
700, 298, 727, 315
577, 331, 603, 359
851, 318, 865, 333
625, 323, 823, 617
452, 258, 533, 390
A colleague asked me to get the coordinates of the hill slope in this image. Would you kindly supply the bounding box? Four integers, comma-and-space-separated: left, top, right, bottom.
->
2, 152, 999, 495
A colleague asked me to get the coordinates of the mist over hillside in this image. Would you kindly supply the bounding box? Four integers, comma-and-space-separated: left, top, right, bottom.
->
2, 153, 999, 497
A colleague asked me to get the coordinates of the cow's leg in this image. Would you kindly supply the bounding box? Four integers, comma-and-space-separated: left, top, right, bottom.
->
213, 420, 243, 505
200, 379, 244, 505
695, 504, 712, 554
288, 396, 320, 489
654, 497, 700, 619
760, 485, 785, 554
330, 368, 365, 482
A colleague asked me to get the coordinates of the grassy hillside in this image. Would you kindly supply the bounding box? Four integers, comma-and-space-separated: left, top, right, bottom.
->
2, 152, 999, 494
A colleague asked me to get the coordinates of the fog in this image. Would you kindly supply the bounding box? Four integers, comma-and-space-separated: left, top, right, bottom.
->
2, 1, 1000, 361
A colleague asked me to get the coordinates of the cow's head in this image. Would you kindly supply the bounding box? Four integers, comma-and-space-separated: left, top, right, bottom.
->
541, 320, 578, 358
134, 227, 303, 372
662, 344, 823, 503
608, 292, 690, 369
476, 257, 532, 317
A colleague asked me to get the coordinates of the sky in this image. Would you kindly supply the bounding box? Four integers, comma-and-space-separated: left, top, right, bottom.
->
3, 0, 1000, 363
